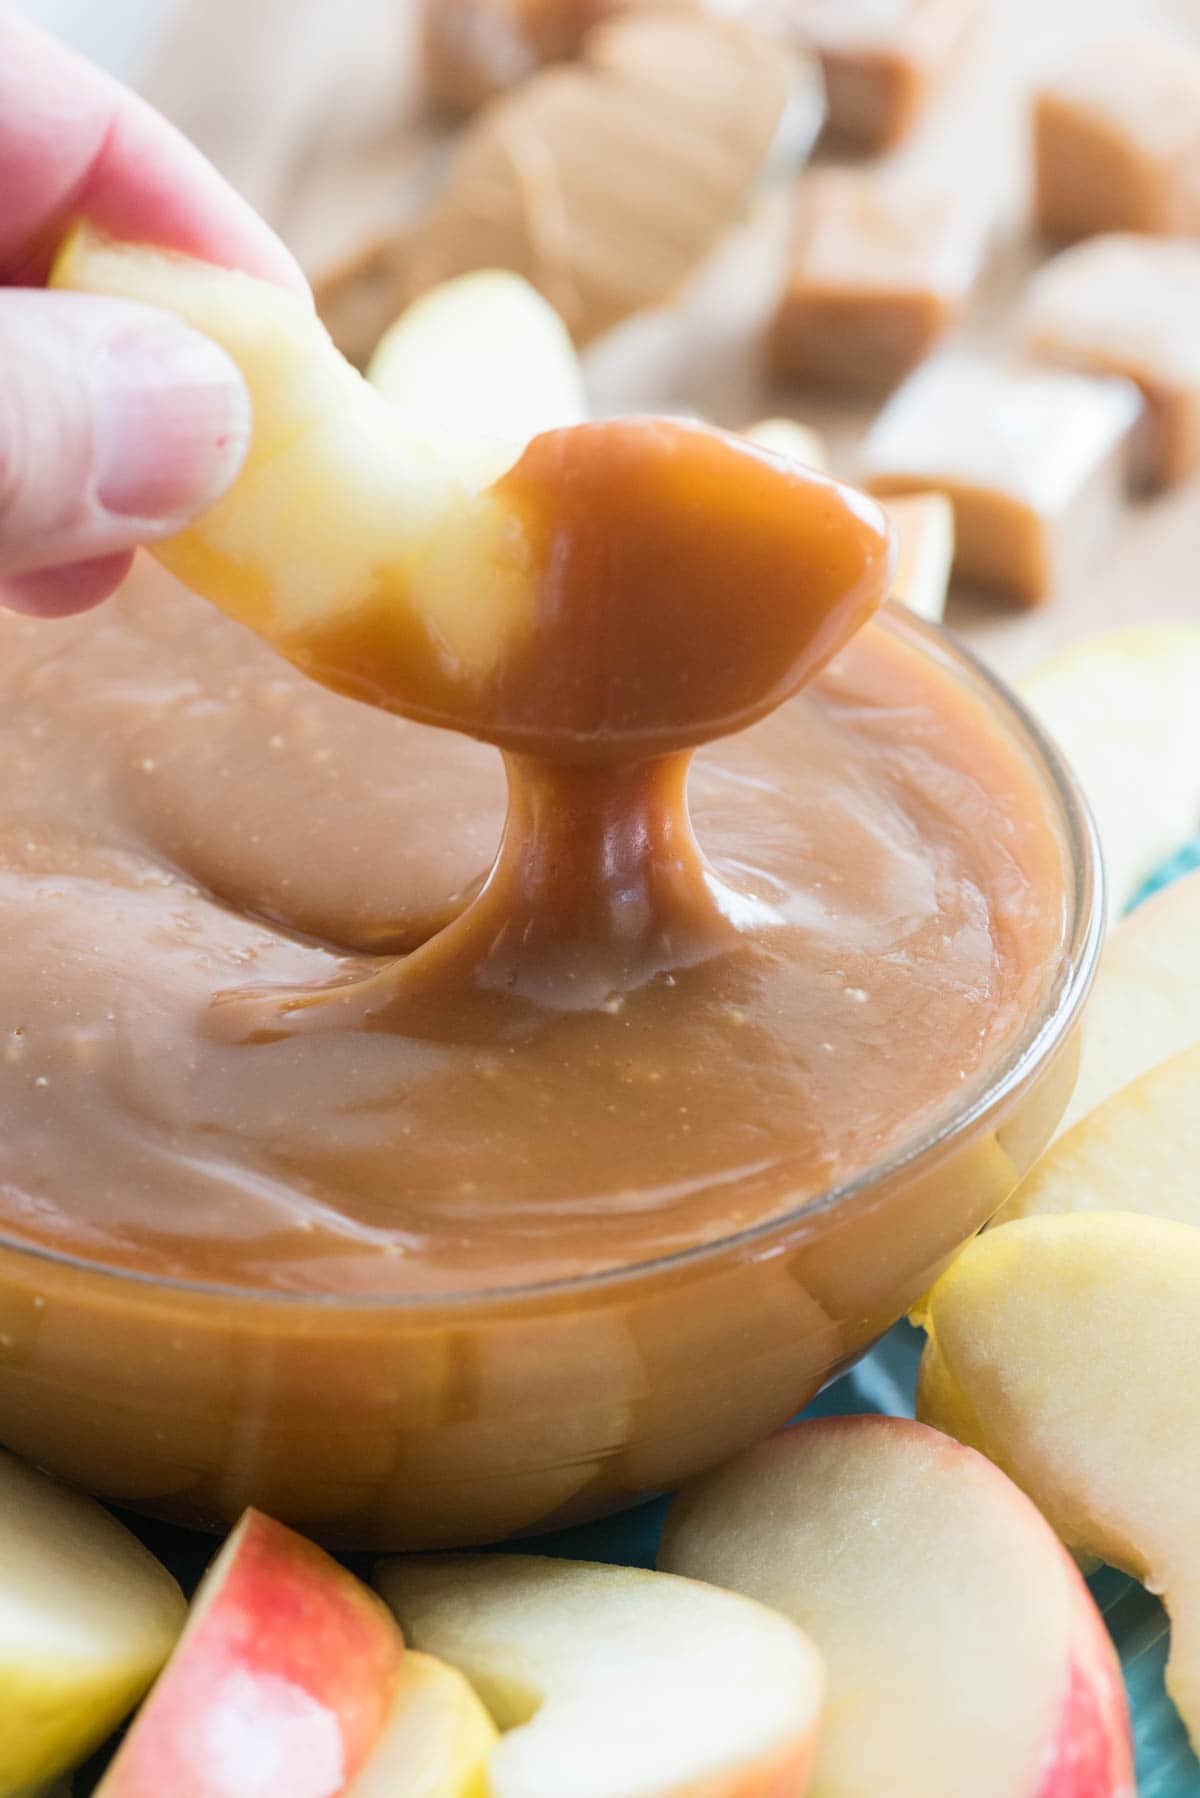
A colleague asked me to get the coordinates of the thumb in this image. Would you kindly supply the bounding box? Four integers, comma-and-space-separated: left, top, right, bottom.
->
0, 289, 249, 608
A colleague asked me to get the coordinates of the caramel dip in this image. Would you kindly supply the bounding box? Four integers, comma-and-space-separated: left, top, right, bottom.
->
0, 433, 1065, 1298
0, 362, 1093, 1540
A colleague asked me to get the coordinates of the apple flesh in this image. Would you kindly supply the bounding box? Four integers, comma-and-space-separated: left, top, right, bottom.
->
0, 1447, 185, 1796
52, 225, 527, 688
375, 1554, 823, 1798
995, 1039, 1200, 1228
1020, 625, 1200, 919
366, 268, 588, 483
52, 229, 893, 760
97, 1509, 404, 1798
345, 1651, 496, 1798
917, 1211, 1200, 1755
660, 1414, 1132, 1798
1059, 865, 1200, 1136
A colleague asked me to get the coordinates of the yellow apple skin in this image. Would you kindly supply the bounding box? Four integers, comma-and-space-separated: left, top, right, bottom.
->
916, 1212, 1200, 1753
375, 1555, 823, 1798
0, 1448, 185, 1796
345, 1651, 496, 1798
660, 1415, 1132, 1798
1060, 867, 1200, 1137
995, 1040, 1200, 1228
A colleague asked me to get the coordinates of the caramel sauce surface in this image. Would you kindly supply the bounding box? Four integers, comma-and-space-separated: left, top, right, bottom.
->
0, 568, 1064, 1295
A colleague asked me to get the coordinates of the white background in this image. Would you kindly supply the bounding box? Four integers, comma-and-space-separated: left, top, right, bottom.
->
8, 0, 179, 81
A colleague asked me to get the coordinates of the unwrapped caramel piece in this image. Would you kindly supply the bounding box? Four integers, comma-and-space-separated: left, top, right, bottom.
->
1024, 234, 1200, 492
859, 352, 1141, 607
421, 0, 695, 114
396, 11, 796, 349
1033, 30, 1200, 242
782, 0, 980, 150
768, 169, 989, 393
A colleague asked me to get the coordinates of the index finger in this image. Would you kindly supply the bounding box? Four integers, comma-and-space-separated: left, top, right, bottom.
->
0, 11, 308, 293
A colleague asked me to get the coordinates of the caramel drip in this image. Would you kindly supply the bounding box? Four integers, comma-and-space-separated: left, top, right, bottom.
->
216, 417, 893, 1036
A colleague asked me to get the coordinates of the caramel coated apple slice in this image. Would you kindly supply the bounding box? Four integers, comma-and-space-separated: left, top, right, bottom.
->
53, 227, 527, 695
57, 227, 893, 1039
54, 227, 894, 762
365, 268, 588, 477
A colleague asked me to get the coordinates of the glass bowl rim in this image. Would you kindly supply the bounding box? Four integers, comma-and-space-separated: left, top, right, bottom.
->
0, 605, 1106, 1312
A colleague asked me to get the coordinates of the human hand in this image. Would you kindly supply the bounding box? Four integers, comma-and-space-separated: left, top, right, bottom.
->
0, 11, 306, 617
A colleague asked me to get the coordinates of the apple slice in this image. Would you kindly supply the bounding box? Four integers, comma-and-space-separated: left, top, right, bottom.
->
660, 1415, 1132, 1798
1060, 865, 1200, 1135
1020, 626, 1200, 919
996, 1039, 1200, 1228
916, 1211, 1200, 1755
52, 225, 529, 691
366, 269, 587, 483
54, 228, 892, 759
0, 1448, 185, 1796
345, 1651, 496, 1798
374, 1554, 823, 1798
98, 1509, 404, 1798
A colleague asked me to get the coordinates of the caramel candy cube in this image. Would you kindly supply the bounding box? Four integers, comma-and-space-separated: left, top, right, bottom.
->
1024, 234, 1200, 491
859, 352, 1141, 607
769, 170, 988, 393
883, 493, 954, 622
422, 0, 692, 114
786, 0, 980, 151
1033, 31, 1200, 242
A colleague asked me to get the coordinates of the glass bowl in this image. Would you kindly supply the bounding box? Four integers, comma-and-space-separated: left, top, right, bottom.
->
0, 608, 1103, 1548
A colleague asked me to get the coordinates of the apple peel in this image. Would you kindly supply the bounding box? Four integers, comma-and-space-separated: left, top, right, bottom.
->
96, 1509, 404, 1798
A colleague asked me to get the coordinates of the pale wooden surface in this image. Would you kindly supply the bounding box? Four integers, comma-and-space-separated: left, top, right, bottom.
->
47, 0, 1200, 682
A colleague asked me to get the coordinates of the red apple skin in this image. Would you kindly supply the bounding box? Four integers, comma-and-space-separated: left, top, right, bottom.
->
98, 1510, 404, 1798
1033, 1584, 1133, 1798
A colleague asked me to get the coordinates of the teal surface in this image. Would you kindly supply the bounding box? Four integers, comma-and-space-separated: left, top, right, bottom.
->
519, 837, 1200, 1796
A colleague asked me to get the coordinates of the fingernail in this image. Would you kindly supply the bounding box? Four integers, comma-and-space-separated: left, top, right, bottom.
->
92, 322, 251, 521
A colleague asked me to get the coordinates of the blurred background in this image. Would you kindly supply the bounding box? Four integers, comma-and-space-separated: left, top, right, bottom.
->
9, 0, 1200, 678
10, 0, 179, 80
